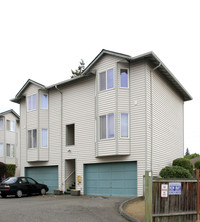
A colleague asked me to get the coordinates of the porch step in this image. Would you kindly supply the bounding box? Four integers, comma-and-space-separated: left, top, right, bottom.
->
64, 183, 76, 195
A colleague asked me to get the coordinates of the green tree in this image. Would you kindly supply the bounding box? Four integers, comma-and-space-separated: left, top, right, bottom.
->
185, 148, 190, 156
71, 59, 85, 78
184, 153, 200, 160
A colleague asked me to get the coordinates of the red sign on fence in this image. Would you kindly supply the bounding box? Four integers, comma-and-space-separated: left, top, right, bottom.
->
161, 184, 168, 198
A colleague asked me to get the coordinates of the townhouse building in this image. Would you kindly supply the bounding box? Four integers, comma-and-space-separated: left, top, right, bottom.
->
11, 49, 192, 196
0, 109, 20, 176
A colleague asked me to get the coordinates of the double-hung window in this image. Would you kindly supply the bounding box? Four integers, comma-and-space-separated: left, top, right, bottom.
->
41, 129, 48, 148
0, 143, 3, 157
6, 144, 14, 157
100, 69, 114, 91
121, 113, 129, 138
28, 129, 37, 148
28, 94, 37, 111
41, 94, 48, 109
100, 113, 114, 139
7, 120, 15, 132
0, 119, 3, 130
120, 69, 129, 88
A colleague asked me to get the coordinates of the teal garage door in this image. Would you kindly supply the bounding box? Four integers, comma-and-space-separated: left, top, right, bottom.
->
25, 166, 58, 193
84, 162, 137, 196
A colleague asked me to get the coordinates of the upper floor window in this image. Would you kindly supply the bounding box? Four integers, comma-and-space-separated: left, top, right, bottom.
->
100, 69, 114, 91
0, 143, 3, 157
0, 119, 3, 130
120, 69, 128, 88
41, 94, 48, 109
28, 94, 37, 111
121, 113, 129, 138
7, 120, 15, 132
66, 124, 75, 146
28, 129, 37, 148
100, 113, 114, 139
6, 144, 14, 157
41, 129, 48, 148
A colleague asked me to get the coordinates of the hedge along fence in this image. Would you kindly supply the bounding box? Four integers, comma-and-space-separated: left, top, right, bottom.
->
0, 162, 16, 182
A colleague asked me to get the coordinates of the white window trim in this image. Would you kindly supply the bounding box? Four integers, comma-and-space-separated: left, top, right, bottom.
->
6, 144, 14, 158
100, 113, 115, 140
120, 68, 129, 89
99, 68, 114, 92
28, 129, 37, 149
27, 94, 37, 112
41, 129, 48, 148
41, 93, 48, 110
120, 113, 129, 138
0, 119, 3, 130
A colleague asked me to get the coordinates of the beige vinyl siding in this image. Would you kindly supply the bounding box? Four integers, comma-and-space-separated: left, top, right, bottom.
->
147, 64, 184, 175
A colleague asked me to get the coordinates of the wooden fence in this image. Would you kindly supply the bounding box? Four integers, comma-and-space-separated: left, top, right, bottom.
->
152, 179, 200, 222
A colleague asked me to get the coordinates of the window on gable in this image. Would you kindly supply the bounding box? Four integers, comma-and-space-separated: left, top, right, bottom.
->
41, 129, 48, 148
120, 69, 128, 88
100, 113, 114, 139
66, 124, 75, 146
28, 94, 37, 111
41, 94, 48, 109
100, 69, 114, 91
28, 129, 37, 148
121, 113, 129, 138
0, 143, 3, 157
6, 144, 14, 157
0, 119, 3, 130
7, 120, 15, 132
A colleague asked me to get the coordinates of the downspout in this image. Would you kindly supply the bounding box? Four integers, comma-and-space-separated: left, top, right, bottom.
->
55, 85, 63, 191
150, 62, 162, 172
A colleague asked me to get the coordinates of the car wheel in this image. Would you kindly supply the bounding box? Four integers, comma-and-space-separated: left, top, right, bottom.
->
41, 188, 46, 195
16, 190, 23, 198
1, 193, 7, 198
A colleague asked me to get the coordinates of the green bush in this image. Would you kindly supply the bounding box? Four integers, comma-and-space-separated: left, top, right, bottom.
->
194, 160, 200, 170
6, 164, 16, 177
0, 162, 7, 182
173, 158, 193, 175
159, 166, 192, 178
184, 153, 200, 160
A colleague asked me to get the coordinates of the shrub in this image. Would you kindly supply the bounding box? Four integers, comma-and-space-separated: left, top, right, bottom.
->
159, 166, 192, 179
6, 164, 16, 177
184, 153, 200, 160
173, 158, 193, 175
0, 162, 7, 182
194, 160, 200, 170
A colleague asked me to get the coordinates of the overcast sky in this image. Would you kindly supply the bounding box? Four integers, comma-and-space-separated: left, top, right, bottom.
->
0, 0, 199, 154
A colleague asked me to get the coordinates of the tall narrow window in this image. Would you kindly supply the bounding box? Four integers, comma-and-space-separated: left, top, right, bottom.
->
121, 113, 129, 137
28, 129, 37, 148
0, 143, 3, 157
66, 124, 75, 146
100, 69, 114, 91
100, 113, 115, 139
41, 129, 48, 148
28, 94, 37, 111
120, 69, 128, 88
0, 119, 3, 130
41, 94, 48, 109
6, 144, 14, 157
6, 120, 15, 132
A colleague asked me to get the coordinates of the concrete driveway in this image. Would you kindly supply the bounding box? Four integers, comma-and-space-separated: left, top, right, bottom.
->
0, 194, 128, 222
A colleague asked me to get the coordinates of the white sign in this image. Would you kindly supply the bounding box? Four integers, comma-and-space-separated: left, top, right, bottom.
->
161, 184, 168, 197
169, 182, 181, 195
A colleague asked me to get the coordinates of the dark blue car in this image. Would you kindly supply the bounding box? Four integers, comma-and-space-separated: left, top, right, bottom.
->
0, 177, 49, 198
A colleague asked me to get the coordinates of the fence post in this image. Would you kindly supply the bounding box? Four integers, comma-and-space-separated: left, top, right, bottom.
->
145, 171, 152, 222
197, 169, 200, 222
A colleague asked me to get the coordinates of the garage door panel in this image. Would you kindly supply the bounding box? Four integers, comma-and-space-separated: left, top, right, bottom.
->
84, 162, 137, 197
25, 166, 58, 193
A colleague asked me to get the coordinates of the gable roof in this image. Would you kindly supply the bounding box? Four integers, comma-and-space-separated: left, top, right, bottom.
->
190, 156, 200, 166
11, 49, 192, 103
0, 109, 20, 119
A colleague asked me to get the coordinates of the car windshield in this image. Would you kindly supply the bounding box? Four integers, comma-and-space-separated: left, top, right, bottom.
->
2, 177, 18, 184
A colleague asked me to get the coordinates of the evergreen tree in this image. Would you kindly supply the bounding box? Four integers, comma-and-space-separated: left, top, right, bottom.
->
185, 148, 190, 156
71, 59, 85, 78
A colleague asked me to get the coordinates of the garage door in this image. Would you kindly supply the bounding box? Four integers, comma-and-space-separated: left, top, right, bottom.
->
84, 162, 137, 196
25, 166, 58, 193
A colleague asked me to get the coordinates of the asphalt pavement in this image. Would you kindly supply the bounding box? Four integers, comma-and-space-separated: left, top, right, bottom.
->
0, 194, 128, 222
